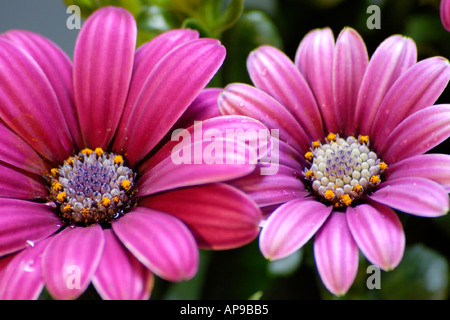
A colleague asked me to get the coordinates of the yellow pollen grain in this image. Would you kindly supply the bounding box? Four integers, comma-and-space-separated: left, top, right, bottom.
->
324, 189, 335, 200
370, 176, 380, 184
379, 162, 388, 170
66, 157, 74, 165
353, 184, 363, 193
312, 140, 320, 149
304, 151, 313, 162
359, 135, 369, 144
95, 148, 104, 156
51, 168, 59, 178
102, 197, 111, 207
305, 170, 314, 179
56, 192, 67, 202
81, 148, 93, 155
113, 196, 119, 203
334, 202, 344, 208
327, 133, 337, 142
52, 182, 62, 191
114, 155, 124, 164
121, 180, 131, 191
64, 204, 72, 212
81, 207, 90, 215
340, 194, 352, 206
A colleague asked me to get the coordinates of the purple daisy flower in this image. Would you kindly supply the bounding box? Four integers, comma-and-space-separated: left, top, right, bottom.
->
442, 0, 450, 31
219, 27, 450, 296
0, 7, 264, 300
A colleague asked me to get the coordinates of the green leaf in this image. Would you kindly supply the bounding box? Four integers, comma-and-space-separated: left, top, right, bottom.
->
136, 5, 180, 45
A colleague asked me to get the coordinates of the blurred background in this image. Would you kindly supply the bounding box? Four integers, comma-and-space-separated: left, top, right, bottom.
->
0, 0, 449, 300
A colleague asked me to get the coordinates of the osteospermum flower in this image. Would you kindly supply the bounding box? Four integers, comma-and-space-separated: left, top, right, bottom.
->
0, 7, 264, 300
219, 27, 450, 296
441, 0, 450, 31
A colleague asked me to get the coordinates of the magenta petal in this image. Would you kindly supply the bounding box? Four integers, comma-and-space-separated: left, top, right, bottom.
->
0, 164, 47, 199
354, 35, 417, 135
347, 202, 405, 271
371, 57, 450, 148
92, 229, 154, 300
42, 225, 104, 300
141, 183, 262, 250
2, 30, 83, 150
247, 45, 324, 140
229, 164, 307, 207
0, 199, 60, 256
369, 177, 449, 217
0, 122, 47, 175
314, 211, 359, 296
379, 104, 450, 164
0, 237, 51, 300
295, 28, 338, 133
112, 207, 199, 282
219, 83, 311, 154
386, 154, 450, 192
73, 7, 136, 149
114, 39, 225, 166
260, 198, 332, 260
333, 28, 369, 136
441, 0, 450, 31
0, 39, 74, 163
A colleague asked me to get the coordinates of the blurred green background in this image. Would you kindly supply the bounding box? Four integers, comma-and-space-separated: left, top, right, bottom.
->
1, 0, 449, 300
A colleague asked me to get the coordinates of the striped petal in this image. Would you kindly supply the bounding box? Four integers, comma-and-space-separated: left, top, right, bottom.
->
112, 207, 198, 282
347, 202, 405, 271
385, 154, 450, 192
260, 198, 332, 260
42, 225, 105, 300
2, 30, 83, 150
141, 183, 262, 250
354, 35, 417, 135
371, 57, 450, 149
441, 0, 450, 31
247, 45, 324, 140
333, 27, 369, 136
73, 7, 136, 149
0, 164, 48, 200
0, 199, 60, 257
295, 28, 338, 133
369, 177, 449, 217
0, 237, 51, 300
92, 229, 154, 300
378, 105, 450, 164
314, 211, 359, 296
113, 39, 225, 166
0, 38, 74, 163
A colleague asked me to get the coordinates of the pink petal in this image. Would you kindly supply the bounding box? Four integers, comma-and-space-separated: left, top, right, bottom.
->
219, 83, 311, 154
332, 27, 369, 136
0, 199, 61, 256
371, 57, 450, 149
369, 177, 449, 217
314, 211, 359, 296
116, 29, 200, 148
347, 202, 405, 271
354, 35, 417, 135
113, 39, 225, 166
92, 229, 154, 300
247, 45, 324, 140
42, 225, 104, 300
2, 30, 83, 150
112, 207, 199, 282
141, 183, 262, 250
260, 198, 332, 260
0, 122, 47, 175
0, 237, 51, 300
378, 104, 450, 164
295, 28, 338, 133
385, 153, 450, 192
0, 164, 48, 199
229, 163, 307, 207
73, 7, 136, 149
441, 0, 450, 31
0, 38, 74, 163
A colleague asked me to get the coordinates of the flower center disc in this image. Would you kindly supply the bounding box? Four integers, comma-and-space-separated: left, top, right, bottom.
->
303, 133, 387, 208
48, 148, 136, 226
